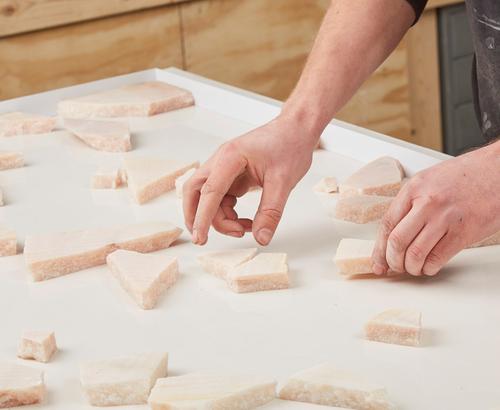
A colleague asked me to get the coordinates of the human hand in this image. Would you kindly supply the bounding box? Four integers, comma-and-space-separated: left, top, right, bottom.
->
183, 115, 319, 246
372, 142, 500, 276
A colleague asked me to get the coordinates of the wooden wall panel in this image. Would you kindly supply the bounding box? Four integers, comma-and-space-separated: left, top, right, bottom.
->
181, 0, 330, 101
336, 39, 412, 141
181, 0, 412, 140
407, 10, 443, 151
427, 0, 462, 9
0, 6, 183, 100
0, 0, 185, 37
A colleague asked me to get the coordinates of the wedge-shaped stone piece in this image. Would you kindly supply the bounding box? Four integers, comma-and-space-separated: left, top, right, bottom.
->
334, 239, 375, 276
124, 156, 199, 204
17, 331, 57, 363
80, 352, 168, 406
313, 177, 338, 193
0, 362, 45, 408
0, 112, 56, 137
175, 167, 197, 198
58, 81, 194, 119
0, 227, 16, 256
334, 195, 393, 224
198, 248, 258, 280
227, 253, 289, 293
148, 373, 276, 410
24, 221, 182, 281
279, 363, 394, 410
339, 157, 404, 197
365, 309, 422, 347
64, 118, 131, 152
468, 229, 500, 248
92, 166, 125, 189
107, 250, 178, 309
0, 151, 24, 170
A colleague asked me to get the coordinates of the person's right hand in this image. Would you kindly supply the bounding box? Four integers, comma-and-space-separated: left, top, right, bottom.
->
183, 115, 319, 246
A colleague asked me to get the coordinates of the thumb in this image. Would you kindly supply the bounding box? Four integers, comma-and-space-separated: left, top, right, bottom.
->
253, 178, 291, 246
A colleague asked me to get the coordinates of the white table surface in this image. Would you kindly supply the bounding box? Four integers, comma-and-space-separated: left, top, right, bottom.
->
0, 69, 499, 410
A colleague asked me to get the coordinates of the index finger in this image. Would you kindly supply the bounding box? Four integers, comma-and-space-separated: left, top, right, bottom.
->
192, 154, 246, 245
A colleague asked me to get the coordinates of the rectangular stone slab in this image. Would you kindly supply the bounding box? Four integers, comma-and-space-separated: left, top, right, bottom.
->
24, 221, 182, 281
365, 309, 422, 347
0, 151, 24, 170
148, 373, 276, 410
334, 239, 375, 276
0, 227, 16, 256
0, 112, 56, 137
80, 352, 168, 406
279, 363, 394, 410
334, 195, 393, 224
0, 362, 45, 408
58, 81, 194, 119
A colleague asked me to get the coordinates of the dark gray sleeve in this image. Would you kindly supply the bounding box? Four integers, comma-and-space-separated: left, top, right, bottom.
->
405, 0, 428, 24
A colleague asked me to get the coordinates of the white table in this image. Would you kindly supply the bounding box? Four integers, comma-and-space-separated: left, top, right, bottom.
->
0, 68, 499, 410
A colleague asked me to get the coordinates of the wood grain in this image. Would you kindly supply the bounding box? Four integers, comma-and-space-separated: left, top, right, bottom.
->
0, 6, 183, 100
426, 0, 462, 9
181, 0, 411, 140
336, 39, 412, 141
0, 0, 187, 37
181, 0, 330, 101
407, 10, 443, 151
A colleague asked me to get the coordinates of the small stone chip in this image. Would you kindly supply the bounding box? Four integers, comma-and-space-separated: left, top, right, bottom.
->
18, 331, 57, 363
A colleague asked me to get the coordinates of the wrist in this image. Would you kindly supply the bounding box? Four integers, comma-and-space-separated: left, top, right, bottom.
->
278, 103, 329, 148
489, 139, 500, 156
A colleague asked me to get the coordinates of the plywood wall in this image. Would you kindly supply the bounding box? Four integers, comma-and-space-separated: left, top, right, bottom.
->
180, 0, 330, 101
0, 0, 444, 149
0, 6, 183, 100
180, 0, 412, 141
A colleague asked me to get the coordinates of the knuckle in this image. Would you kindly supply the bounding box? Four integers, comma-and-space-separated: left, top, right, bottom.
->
211, 219, 225, 233
408, 174, 425, 189
405, 248, 424, 276
201, 181, 225, 197
388, 231, 406, 253
381, 216, 395, 236
424, 193, 446, 208
446, 209, 465, 226
406, 244, 425, 264
219, 141, 239, 157
422, 251, 443, 276
260, 207, 283, 224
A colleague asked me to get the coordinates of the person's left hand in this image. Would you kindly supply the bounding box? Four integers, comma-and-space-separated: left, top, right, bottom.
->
371, 142, 500, 276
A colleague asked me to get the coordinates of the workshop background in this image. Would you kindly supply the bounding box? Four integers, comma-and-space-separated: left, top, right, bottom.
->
0, 0, 480, 155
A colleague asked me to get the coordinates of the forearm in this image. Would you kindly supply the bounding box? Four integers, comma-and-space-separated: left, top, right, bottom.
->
281, 0, 415, 144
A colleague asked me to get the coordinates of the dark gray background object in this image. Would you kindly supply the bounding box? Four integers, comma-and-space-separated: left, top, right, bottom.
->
439, 3, 485, 155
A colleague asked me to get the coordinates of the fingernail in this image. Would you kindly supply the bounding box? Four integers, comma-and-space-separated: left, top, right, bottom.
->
257, 228, 273, 245
192, 229, 199, 244
228, 231, 244, 238
372, 263, 386, 275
